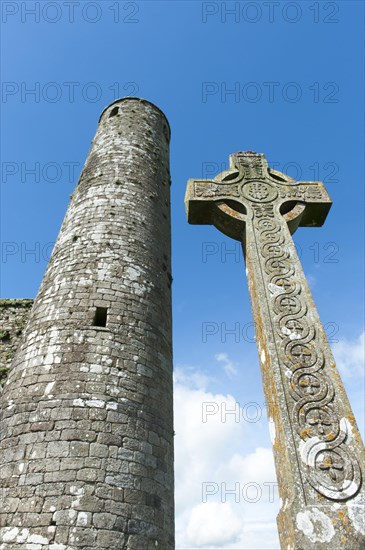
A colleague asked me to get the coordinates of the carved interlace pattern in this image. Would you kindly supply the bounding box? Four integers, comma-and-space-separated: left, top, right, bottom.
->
194, 182, 240, 198
252, 203, 362, 501
279, 186, 324, 200
247, 182, 270, 201
234, 152, 265, 179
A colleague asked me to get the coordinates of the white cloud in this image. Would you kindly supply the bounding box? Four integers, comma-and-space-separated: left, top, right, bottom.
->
174, 364, 213, 391
332, 331, 365, 378
185, 502, 243, 547
215, 352, 238, 377
174, 365, 280, 549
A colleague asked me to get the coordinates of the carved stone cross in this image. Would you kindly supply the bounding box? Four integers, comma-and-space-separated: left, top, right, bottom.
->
185, 152, 364, 549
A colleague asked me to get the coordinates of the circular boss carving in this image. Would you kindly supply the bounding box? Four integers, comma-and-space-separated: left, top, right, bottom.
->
241, 180, 278, 203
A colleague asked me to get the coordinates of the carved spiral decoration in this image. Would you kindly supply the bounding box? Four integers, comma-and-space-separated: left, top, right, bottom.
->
253, 203, 361, 501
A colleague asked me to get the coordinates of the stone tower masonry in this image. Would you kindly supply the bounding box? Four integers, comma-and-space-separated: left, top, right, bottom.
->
0, 98, 174, 549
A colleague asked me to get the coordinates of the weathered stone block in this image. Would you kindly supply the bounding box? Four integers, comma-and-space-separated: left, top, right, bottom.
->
76, 468, 104, 483
92, 512, 117, 530
44, 471, 77, 483
53, 509, 78, 526
73, 496, 104, 513
89, 443, 108, 458
46, 441, 70, 458
96, 529, 125, 547
61, 429, 96, 442
69, 442, 89, 457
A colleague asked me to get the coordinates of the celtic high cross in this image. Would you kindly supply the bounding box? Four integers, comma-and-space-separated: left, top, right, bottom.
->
185, 152, 364, 549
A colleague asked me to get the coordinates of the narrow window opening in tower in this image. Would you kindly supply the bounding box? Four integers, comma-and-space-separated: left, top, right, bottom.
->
93, 307, 108, 327
109, 107, 119, 118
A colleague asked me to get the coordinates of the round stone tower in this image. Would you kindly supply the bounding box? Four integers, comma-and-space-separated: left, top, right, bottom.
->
0, 98, 174, 549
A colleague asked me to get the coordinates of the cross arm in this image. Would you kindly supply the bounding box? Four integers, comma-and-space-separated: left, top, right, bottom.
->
279, 180, 332, 228
185, 178, 214, 225
185, 177, 244, 225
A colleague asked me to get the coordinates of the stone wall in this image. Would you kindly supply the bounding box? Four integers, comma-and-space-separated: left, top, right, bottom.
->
0, 299, 33, 388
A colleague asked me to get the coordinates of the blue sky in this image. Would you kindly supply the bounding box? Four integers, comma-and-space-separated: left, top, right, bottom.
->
1, 1, 364, 548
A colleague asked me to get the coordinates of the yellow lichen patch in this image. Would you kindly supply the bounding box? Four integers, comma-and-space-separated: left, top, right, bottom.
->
337, 509, 350, 527
332, 369, 342, 383
321, 456, 333, 468
300, 428, 312, 439
347, 415, 365, 447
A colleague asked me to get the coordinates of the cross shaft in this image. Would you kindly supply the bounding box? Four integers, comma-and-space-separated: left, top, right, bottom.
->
185, 151, 365, 549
